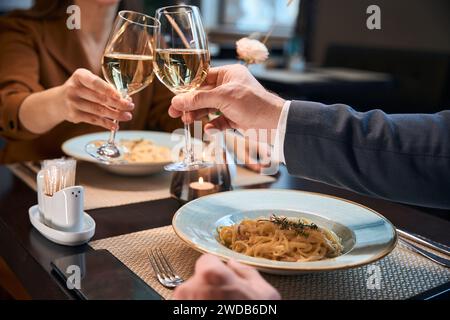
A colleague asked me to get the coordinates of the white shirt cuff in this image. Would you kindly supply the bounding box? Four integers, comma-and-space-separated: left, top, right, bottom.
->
273, 100, 291, 164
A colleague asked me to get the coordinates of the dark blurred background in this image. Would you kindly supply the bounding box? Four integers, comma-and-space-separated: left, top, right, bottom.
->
1, 0, 449, 114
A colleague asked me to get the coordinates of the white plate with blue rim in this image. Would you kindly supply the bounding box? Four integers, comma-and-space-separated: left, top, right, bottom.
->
172, 189, 397, 275
62, 131, 182, 176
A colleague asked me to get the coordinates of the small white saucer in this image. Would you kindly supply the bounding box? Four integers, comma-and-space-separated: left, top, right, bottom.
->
29, 205, 96, 246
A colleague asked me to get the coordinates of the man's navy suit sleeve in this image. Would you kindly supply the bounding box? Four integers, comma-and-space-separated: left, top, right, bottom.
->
284, 101, 450, 209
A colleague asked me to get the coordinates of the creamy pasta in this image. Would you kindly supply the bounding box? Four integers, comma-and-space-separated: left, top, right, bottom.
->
121, 139, 171, 163
218, 215, 343, 262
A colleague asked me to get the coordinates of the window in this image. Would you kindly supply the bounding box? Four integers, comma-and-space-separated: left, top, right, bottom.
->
201, 0, 299, 37
0, 0, 33, 13
223, 0, 299, 32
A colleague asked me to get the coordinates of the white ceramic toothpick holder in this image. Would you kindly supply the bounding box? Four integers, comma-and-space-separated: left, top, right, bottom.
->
45, 186, 84, 232
37, 181, 85, 232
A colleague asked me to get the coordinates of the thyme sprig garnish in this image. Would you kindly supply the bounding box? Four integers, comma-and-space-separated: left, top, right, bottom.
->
266, 214, 318, 237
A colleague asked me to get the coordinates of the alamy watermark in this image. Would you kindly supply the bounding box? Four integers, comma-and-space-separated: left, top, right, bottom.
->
66, 264, 81, 290
366, 5, 381, 30
169, 121, 282, 175
66, 5, 81, 30
366, 265, 382, 290
66, 4, 382, 32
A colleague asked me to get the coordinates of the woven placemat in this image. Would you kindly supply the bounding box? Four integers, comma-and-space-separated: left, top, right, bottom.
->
8, 162, 275, 210
89, 226, 450, 300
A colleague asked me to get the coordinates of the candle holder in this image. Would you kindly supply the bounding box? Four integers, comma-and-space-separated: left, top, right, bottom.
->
170, 134, 232, 203
170, 162, 232, 203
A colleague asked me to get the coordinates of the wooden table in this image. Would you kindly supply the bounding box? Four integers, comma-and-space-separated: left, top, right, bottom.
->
0, 164, 449, 300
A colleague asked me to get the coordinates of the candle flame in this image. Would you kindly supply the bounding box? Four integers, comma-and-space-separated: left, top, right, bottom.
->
199, 177, 204, 184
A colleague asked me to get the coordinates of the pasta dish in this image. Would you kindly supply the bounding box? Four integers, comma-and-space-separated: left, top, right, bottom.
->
121, 139, 171, 163
217, 215, 343, 262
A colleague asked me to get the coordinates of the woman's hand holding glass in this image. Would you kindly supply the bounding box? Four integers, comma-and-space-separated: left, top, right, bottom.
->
61, 68, 134, 131
18, 67, 134, 135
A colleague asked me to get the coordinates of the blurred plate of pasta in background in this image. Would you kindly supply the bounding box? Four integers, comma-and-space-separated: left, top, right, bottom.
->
172, 189, 397, 275
62, 131, 180, 176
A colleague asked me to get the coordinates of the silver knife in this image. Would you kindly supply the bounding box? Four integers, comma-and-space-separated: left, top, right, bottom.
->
397, 228, 450, 257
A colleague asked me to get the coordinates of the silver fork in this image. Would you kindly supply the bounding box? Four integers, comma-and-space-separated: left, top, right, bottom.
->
146, 248, 184, 288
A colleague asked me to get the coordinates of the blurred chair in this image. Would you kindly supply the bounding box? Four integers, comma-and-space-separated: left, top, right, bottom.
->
323, 44, 450, 113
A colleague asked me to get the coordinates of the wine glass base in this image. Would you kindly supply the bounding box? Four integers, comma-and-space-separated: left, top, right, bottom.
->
85, 140, 127, 164
164, 161, 214, 172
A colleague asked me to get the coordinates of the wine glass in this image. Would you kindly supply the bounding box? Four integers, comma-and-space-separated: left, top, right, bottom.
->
85, 11, 159, 163
154, 5, 212, 171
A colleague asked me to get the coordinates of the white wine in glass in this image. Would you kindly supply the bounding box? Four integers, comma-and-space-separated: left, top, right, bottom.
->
102, 53, 154, 96
154, 5, 212, 171
155, 48, 209, 93
85, 11, 159, 163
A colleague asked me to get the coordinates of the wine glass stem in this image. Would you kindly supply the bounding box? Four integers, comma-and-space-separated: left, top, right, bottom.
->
183, 111, 194, 164
107, 120, 118, 144
107, 89, 129, 145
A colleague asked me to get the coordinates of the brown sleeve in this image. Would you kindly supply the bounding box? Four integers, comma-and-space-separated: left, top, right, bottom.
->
146, 79, 183, 133
0, 18, 43, 141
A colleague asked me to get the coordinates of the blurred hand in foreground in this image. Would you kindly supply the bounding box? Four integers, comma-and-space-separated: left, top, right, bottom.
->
172, 254, 281, 300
